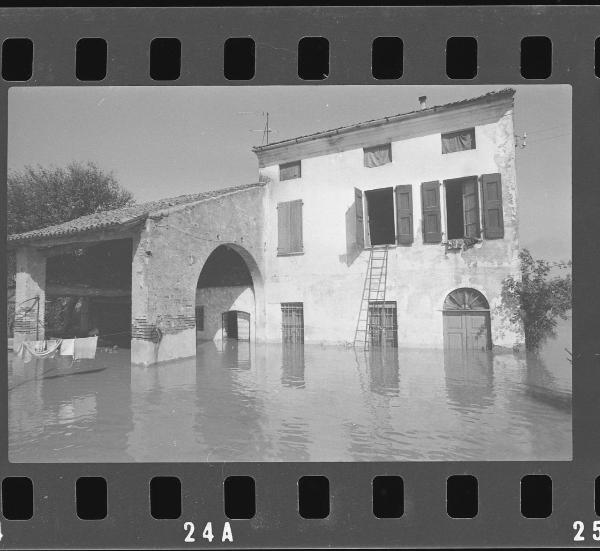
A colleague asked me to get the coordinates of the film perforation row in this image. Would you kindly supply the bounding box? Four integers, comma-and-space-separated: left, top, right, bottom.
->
0, 474, 592, 521
1, 35, 595, 82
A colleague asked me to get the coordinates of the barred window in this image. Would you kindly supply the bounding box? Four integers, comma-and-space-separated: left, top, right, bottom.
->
281, 302, 304, 344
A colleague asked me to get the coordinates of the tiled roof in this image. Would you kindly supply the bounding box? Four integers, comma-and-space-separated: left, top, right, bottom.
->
253, 88, 516, 153
8, 182, 265, 245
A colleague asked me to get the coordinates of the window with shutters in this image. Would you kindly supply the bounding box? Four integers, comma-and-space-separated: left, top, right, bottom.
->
441, 128, 476, 154
481, 173, 504, 239
364, 143, 392, 168
279, 160, 301, 181
281, 302, 304, 343
421, 181, 442, 243
444, 176, 480, 240
365, 187, 395, 246
277, 200, 303, 255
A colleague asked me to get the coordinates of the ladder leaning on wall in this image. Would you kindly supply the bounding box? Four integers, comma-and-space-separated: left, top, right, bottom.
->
353, 246, 389, 351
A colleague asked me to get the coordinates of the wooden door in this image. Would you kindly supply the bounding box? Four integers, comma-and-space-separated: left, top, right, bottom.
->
443, 311, 491, 351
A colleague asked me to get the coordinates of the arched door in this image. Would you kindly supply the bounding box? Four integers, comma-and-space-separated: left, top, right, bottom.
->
443, 288, 491, 351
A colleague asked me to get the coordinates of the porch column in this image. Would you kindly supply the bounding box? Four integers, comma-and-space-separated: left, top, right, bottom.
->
13, 247, 46, 348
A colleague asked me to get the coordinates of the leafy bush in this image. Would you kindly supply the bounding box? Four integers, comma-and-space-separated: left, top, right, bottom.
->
499, 249, 571, 351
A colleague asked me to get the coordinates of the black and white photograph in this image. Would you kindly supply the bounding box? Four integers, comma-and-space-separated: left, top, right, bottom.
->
7, 84, 572, 463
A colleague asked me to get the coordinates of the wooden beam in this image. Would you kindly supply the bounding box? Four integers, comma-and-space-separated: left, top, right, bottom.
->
46, 284, 130, 298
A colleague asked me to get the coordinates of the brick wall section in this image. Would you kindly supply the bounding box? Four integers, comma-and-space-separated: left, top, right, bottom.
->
130, 185, 267, 363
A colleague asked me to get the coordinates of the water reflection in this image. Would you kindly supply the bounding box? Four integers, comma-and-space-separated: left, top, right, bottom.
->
443, 350, 495, 412
281, 345, 305, 388
9, 323, 572, 462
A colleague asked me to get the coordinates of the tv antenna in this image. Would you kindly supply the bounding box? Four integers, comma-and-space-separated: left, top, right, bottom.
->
237, 111, 275, 145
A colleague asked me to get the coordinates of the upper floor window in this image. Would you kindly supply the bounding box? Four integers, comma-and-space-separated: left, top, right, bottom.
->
364, 143, 392, 168
280, 160, 301, 181
277, 199, 303, 255
441, 128, 475, 154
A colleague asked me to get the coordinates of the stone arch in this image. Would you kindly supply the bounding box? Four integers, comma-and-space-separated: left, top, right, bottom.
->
195, 243, 265, 343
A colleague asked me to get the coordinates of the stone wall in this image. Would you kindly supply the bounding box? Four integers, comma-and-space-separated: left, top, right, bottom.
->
131, 185, 266, 365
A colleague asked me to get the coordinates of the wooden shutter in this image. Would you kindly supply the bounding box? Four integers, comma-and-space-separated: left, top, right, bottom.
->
462, 178, 480, 238
354, 187, 365, 249
421, 181, 442, 243
289, 200, 303, 253
277, 202, 291, 254
395, 185, 413, 244
481, 173, 504, 239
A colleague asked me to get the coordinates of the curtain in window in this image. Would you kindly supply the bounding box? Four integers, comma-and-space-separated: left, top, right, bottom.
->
280, 161, 301, 181
363, 143, 392, 168
442, 129, 475, 154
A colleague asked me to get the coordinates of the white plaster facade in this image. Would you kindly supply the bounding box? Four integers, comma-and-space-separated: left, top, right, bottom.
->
254, 90, 523, 349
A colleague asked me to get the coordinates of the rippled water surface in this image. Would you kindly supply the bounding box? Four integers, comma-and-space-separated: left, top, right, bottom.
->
9, 320, 571, 462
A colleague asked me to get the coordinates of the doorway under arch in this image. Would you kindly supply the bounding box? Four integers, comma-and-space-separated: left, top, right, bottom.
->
196, 244, 258, 343
442, 288, 492, 351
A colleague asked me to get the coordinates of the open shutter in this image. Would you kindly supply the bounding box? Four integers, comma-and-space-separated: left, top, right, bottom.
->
462, 178, 480, 238
289, 200, 303, 253
481, 173, 504, 239
277, 202, 291, 254
421, 181, 442, 243
354, 187, 365, 249
395, 185, 413, 244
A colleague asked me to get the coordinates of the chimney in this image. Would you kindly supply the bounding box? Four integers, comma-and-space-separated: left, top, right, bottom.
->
418, 95, 427, 110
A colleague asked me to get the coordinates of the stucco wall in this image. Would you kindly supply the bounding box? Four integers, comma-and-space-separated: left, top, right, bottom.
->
259, 103, 522, 348
131, 185, 266, 365
195, 285, 255, 342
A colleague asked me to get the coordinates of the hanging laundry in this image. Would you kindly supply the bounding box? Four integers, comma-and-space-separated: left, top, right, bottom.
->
73, 336, 98, 360
15, 339, 62, 363
60, 339, 75, 356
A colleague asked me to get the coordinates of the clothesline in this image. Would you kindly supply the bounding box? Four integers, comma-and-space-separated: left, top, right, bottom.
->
15, 336, 98, 363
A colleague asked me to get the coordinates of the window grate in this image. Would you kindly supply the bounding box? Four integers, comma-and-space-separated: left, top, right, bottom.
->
368, 301, 398, 347
281, 302, 304, 344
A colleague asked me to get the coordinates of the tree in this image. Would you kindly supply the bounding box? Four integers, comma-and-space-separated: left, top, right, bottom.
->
499, 249, 572, 351
7, 161, 134, 235
7, 162, 134, 287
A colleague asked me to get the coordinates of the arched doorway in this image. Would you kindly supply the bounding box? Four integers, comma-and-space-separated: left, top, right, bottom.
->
442, 288, 491, 351
196, 245, 256, 343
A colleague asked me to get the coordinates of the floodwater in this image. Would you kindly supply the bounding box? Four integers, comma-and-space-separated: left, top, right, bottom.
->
8, 319, 572, 462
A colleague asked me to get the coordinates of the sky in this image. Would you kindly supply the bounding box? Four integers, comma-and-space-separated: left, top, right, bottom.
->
8, 85, 571, 261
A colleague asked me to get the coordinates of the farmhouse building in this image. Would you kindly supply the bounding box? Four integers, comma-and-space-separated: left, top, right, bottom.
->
9, 88, 523, 365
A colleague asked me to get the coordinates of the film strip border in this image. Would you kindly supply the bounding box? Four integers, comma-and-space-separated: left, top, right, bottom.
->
2, 34, 600, 83
0, 5, 597, 549
0, 35, 582, 82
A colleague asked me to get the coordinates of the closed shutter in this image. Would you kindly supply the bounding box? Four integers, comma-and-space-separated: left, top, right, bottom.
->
289, 200, 303, 253
278, 200, 303, 254
354, 187, 364, 249
421, 181, 442, 243
462, 178, 480, 238
277, 202, 291, 254
481, 173, 504, 239
395, 185, 413, 244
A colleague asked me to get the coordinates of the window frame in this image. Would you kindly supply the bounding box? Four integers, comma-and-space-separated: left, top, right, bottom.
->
279, 160, 302, 181
441, 127, 476, 155
442, 175, 482, 241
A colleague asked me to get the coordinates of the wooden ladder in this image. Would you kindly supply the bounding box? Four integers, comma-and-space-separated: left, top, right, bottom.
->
353, 246, 389, 350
